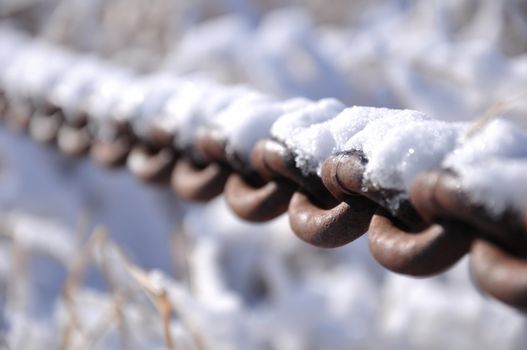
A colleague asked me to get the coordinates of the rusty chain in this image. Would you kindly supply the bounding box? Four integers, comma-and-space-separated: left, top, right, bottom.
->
1, 48, 527, 313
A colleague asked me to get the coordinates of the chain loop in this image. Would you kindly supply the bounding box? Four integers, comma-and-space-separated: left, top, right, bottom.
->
224, 174, 294, 222
127, 144, 175, 184
126, 126, 177, 184
170, 129, 230, 201
288, 192, 373, 247
411, 171, 527, 255
2, 32, 527, 310
284, 149, 374, 247
90, 136, 133, 168
171, 158, 230, 201
223, 139, 296, 222
470, 239, 527, 310
368, 208, 472, 276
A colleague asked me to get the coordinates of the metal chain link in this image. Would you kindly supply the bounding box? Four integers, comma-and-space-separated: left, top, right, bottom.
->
1, 52, 527, 313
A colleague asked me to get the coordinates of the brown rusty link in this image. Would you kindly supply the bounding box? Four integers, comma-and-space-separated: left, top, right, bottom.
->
368, 208, 472, 276
224, 138, 342, 224
127, 144, 176, 184
323, 152, 472, 274
196, 129, 228, 163
129, 126, 176, 182
223, 174, 294, 222
28, 106, 62, 145
171, 158, 230, 201
147, 127, 174, 150
250, 139, 286, 181
90, 119, 137, 168
411, 170, 527, 255
284, 147, 376, 248
222, 139, 298, 222
170, 129, 231, 201
326, 151, 424, 227
288, 191, 375, 248
470, 239, 527, 310
57, 124, 91, 157
258, 139, 338, 205
90, 135, 133, 168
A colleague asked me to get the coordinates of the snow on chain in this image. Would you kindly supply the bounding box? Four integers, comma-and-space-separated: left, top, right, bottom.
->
1, 2, 527, 349
1, 25, 527, 216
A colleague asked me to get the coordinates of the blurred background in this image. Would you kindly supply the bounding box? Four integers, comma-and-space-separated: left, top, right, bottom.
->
0, 0, 526, 349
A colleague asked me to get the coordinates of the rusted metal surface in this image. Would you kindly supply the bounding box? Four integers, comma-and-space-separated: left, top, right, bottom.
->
471, 240, 527, 310
127, 144, 176, 184
171, 158, 229, 201
90, 136, 133, 168
288, 191, 374, 248
284, 153, 376, 248
196, 129, 228, 163
412, 171, 527, 254
224, 173, 294, 222
368, 209, 472, 276
4, 85, 527, 312
171, 130, 230, 201
170, 158, 230, 202
223, 140, 296, 222
411, 170, 527, 304
319, 152, 471, 275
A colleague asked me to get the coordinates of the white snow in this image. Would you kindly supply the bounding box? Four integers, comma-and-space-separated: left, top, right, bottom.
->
129, 74, 182, 138
276, 106, 423, 175
0, 27, 29, 83
109, 76, 152, 124
49, 57, 104, 122
0, 212, 76, 264
212, 96, 311, 163
272, 105, 466, 210
344, 113, 465, 194
81, 67, 136, 139
443, 118, 527, 215
0, 24, 525, 219
157, 81, 267, 149
271, 98, 346, 154
2, 43, 73, 105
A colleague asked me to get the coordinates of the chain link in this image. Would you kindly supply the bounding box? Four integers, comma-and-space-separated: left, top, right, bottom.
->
2, 42, 527, 312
